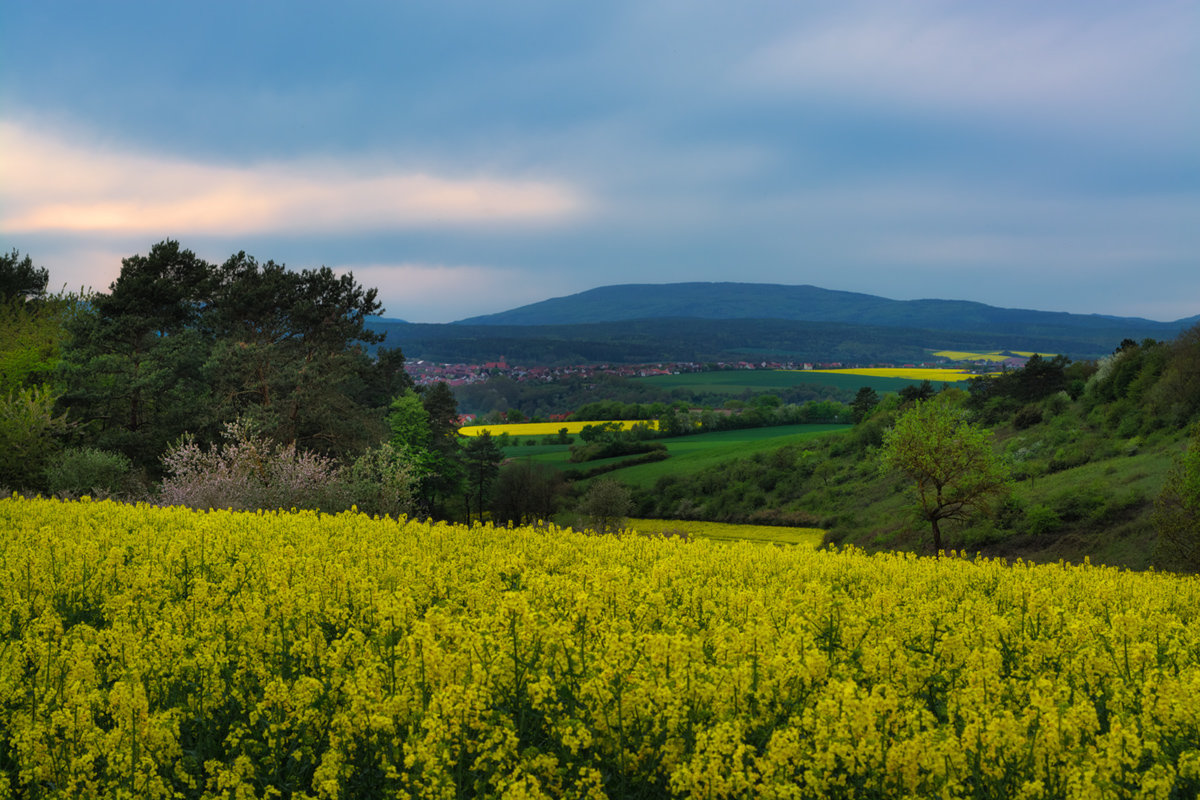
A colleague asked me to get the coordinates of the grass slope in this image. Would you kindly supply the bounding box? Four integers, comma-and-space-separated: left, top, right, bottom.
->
502, 424, 850, 487
629, 400, 1183, 569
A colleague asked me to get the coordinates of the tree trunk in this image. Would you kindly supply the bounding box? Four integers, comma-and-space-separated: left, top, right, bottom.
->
930, 517, 943, 556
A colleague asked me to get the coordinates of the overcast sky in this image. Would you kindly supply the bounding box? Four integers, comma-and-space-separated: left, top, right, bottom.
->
2, 1, 1197, 323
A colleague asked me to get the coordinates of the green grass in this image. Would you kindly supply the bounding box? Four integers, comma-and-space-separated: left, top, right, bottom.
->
501, 424, 850, 485
635, 370, 950, 394
613, 424, 848, 487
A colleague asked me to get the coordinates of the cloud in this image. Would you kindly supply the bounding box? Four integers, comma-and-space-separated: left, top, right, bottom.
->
0, 120, 585, 236
740, 2, 1196, 135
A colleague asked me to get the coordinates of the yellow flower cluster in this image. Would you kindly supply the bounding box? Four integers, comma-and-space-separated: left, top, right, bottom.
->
3, 496, 1199, 799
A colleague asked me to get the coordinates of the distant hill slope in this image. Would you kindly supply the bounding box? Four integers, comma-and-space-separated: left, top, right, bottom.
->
368, 315, 1164, 365
454, 282, 1193, 341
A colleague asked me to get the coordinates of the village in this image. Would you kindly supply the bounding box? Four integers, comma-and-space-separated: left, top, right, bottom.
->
403, 354, 1017, 387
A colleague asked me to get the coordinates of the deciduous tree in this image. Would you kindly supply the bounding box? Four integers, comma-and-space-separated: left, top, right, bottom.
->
880, 398, 1010, 554
577, 478, 632, 534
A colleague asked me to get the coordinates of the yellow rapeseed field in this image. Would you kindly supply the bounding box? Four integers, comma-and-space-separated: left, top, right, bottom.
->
627, 518, 825, 547
803, 367, 980, 382
932, 351, 1057, 362
459, 420, 658, 437
931, 351, 1013, 363
3, 496, 1199, 799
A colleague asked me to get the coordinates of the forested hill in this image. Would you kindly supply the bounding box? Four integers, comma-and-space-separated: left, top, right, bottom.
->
455, 282, 1196, 342
368, 316, 1157, 365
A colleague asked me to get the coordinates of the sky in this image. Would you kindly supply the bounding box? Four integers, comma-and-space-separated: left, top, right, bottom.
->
2, 1, 1197, 324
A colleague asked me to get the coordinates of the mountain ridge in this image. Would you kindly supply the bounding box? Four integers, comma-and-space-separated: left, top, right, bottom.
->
453, 282, 1197, 336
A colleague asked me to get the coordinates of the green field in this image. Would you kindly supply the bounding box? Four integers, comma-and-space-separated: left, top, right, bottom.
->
635, 369, 958, 394
502, 423, 850, 487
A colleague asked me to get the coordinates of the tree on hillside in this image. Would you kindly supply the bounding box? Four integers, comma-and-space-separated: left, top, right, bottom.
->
492, 459, 564, 526
577, 478, 632, 534
851, 386, 880, 423
462, 430, 502, 523
1, 288, 76, 395
880, 398, 1011, 554
205, 253, 388, 457
388, 390, 432, 452
58, 241, 215, 468
59, 241, 403, 471
1153, 425, 1200, 572
898, 380, 936, 406
0, 249, 49, 302
420, 381, 465, 514
1148, 323, 1200, 426
0, 385, 70, 491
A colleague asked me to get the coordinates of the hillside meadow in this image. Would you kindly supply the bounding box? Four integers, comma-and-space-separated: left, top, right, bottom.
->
3, 497, 1199, 799
499, 424, 850, 488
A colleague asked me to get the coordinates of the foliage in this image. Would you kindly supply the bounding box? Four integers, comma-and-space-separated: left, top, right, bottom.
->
203, 252, 390, 457
0, 248, 49, 302
968, 355, 1073, 423
568, 439, 666, 463
0, 293, 76, 394
0, 384, 70, 491
57, 241, 223, 469
44, 447, 133, 498
850, 386, 879, 423
159, 419, 349, 512
59, 241, 402, 473
880, 398, 1012, 554
576, 478, 632, 533
491, 460, 564, 526
462, 430, 503, 523
386, 390, 432, 451
339, 442, 420, 520
1153, 426, 1200, 572
5, 497, 1200, 798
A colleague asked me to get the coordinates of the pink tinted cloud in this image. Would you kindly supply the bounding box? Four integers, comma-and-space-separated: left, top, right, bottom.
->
0, 121, 584, 236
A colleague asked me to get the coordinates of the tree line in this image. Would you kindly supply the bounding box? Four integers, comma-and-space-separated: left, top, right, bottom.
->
0, 242, 497, 520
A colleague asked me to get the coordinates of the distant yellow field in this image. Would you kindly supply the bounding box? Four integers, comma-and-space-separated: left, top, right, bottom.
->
628, 518, 825, 546
459, 419, 658, 437
804, 367, 979, 381
932, 350, 1010, 362
933, 350, 1056, 361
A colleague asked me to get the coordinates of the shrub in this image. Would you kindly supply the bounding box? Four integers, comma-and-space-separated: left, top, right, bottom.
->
44, 447, 133, 498
577, 478, 632, 533
0, 384, 69, 491
1013, 405, 1043, 430
1154, 427, 1200, 571
1050, 483, 1107, 524
160, 419, 349, 512
341, 443, 419, 519
1025, 504, 1062, 536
